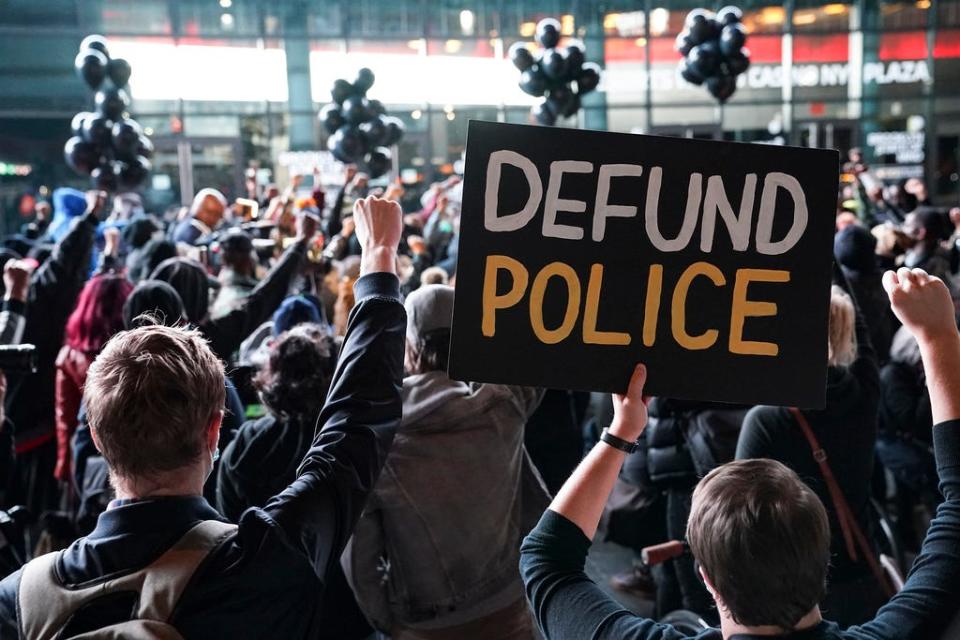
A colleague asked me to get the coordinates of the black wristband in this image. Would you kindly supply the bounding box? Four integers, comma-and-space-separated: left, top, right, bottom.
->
600, 427, 640, 454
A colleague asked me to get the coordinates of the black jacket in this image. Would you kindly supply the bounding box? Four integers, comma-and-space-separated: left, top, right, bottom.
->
0, 272, 405, 638
7, 211, 97, 451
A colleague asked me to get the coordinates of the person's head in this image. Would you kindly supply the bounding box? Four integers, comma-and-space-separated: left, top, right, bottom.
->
65, 274, 134, 355
219, 229, 255, 276
420, 266, 449, 286
84, 324, 225, 497
834, 224, 877, 273
130, 238, 177, 283
34, 200, 51, 221
150, 257, 210, 324
827, 285, 856, 367
255, 324, 335, 421
273, 295, 322, 335
847, 147, 862, 164
123, 280, 187, 329
190, 188, 227, 229
112, 192, 144, 220
902, 207, 949, 248
122, 215, 160, 251
687, 458, 831, 631
404, 284, 454, 374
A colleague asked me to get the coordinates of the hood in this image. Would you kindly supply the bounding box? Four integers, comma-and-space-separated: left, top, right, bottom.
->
401, 371, 484, 428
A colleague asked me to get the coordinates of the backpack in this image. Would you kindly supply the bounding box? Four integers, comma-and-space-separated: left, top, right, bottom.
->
17, 520, 236, 639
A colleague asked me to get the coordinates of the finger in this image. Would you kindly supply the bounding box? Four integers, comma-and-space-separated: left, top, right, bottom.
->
881, 270, 899, 296
627, 363, 647, 400
911, 268, 929, 285
897, 267, 917, 288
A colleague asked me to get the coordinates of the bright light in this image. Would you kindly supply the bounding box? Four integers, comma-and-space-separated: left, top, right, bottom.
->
219, 0, 232, 7
561, 15, 575, 36
444, 39, 462, 54
793, 11, 817, 25
519, 22, 536, 37
407, 39, 426, 53
443, 104, 454, 113
411, 109, 422, 119
144, 127, 154, 135
634, 37, 647, 47
446, 111, 456, 121
916, 0, 931, 8
822, 4, 848, 15
760, 7, 786, 24
220, 13, 234, 28
602, 13, 620, 31
649, 8, 669, 36
459, 10, 475, 35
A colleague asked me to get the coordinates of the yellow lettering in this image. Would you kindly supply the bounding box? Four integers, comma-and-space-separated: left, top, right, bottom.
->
642, 265, 663, 347
583, 264, 631, 345
481, 255, 529, 337
671, 262, 726, 350
529, 262, 581, 344
730, 268, 790, 356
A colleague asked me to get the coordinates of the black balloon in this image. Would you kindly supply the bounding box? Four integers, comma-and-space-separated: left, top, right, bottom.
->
564, 41, 586, 76
675, 31, 695, 56
716, 6, 744, 26
518, 68, 548, 97
342, 96, 369, 125
546, 86, 573, 115
95, 87, 130, 120
707, 74, 737, 102
75, 49, 108, 89
541, 49, 568, 80
71, 112, 92, 137
367, 99, 386, 116
91, 164, 117, 191
509, 42, 535, 71
319, 104, 346, 135
80, 35, 110, 58
576, 63, 601, 94
726, 47, 751, 75
137, 135, 154, 159
720, 23, 747, 56
688, 41, 721, 78
81, 114, 113, 147
686, 10, 719, 45
112, 119, 143, 159
680, 58, 706, 85
331, 79, 353, 104
381, 116, 405, 147
354, 68, 375, 94
535, 18, 561, 49
365, 147, 392, 179
115, 156, 151, 189
359, 116, 388, 147
108, 58, 132, 87
532, 101, 556, 126
64, 137, 100, 174
328, 125, 366, 163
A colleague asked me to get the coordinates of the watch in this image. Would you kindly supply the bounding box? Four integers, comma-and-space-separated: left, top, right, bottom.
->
600, 427, 640, 454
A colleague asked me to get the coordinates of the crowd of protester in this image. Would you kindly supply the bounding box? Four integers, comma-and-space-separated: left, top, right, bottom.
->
0, 153, 956, 639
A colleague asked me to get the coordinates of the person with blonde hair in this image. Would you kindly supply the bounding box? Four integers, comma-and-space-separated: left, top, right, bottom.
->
735, 272, 884, 625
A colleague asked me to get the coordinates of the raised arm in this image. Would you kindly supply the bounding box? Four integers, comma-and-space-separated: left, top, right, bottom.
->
261, 197, 404, 580
0, 260, 32, 346
855, 268, 960, 638
520, 366, 679, 640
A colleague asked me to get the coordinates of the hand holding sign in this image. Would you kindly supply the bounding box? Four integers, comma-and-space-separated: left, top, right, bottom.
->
449, 122, 839, 408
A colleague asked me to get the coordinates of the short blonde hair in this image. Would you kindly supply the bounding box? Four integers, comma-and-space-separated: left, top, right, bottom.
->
827, 285, 856, 367
84, 324, 225, 480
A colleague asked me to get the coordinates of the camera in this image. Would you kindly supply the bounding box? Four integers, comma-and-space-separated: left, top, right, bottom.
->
0, 345, 37, 374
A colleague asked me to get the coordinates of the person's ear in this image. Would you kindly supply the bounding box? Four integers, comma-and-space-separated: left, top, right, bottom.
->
699, 564, 719, 601
90, 426, 103, 454
207, 410, 223, 453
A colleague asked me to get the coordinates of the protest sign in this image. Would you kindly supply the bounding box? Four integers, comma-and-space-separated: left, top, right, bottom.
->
449, 121, 839, 408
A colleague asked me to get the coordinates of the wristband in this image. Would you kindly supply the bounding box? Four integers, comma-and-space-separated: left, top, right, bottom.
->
600, 427, 640, 454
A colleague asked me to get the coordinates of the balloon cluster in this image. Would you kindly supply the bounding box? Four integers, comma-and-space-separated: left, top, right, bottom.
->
675, 7, 751, 103
319, 68, 404, 179
510, 18, 602, 126
64, 35, 153, 191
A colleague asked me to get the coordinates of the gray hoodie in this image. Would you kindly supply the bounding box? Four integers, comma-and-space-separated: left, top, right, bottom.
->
343, 371, 547, 631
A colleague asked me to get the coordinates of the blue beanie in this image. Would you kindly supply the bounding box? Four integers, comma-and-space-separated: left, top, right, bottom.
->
273, 295, 322, 335
48, 188, 88, 242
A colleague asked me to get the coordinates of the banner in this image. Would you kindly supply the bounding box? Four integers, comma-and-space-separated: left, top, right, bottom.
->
449, 121, 839, 408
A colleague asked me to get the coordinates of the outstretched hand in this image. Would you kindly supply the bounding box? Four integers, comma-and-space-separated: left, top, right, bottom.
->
882, 268, 955, 344
611, 364, 649, 442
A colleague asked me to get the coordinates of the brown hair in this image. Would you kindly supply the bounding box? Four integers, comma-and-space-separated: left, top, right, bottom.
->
84, 324, 225, 481
686, 458, 831, 630
828, 285, 856, 367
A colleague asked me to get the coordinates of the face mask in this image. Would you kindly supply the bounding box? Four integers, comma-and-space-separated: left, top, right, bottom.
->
205, 447, 221, 482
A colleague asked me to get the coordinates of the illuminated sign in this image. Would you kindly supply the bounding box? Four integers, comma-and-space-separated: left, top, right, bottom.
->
0, 163, 32, 176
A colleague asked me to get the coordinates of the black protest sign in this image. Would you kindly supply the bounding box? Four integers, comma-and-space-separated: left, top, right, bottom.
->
449, 121, 839, 408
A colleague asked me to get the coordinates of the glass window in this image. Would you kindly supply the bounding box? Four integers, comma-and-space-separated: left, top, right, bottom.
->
103, 0, 170, 34
177, 0, 262, 37
791, 2, 855, 33
347, 0, 424, 37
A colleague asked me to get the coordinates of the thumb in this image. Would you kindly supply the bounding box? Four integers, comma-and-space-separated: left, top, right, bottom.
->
626, 363, 647, 401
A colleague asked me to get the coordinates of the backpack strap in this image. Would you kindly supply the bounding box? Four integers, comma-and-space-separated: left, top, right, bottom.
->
789, 408, 895, 598
18, 520, 236, 640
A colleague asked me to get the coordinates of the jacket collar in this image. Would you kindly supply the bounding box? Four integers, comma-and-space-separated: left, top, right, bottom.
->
89, 495, 223, 540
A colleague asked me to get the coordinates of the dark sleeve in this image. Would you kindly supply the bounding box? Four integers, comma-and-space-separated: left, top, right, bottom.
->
834, 262, 880, 399
28, 212, 98, 339
879, 364, 926, 438
520, 510, 687, 640
0, 570, 20, 638
257, 272, 405, 579
735, 406, 777, 460
324, 186, 348, 238
204, 239, 307, 361
851, 421, 960, 639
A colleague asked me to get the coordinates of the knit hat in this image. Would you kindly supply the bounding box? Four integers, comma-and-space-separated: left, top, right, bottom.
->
123, 280, 187, 329
834, 224, 877, 273
404, 284, 454, 344
273, 295, 322, 335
